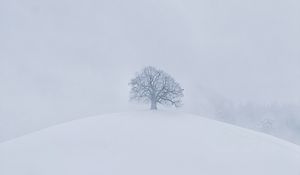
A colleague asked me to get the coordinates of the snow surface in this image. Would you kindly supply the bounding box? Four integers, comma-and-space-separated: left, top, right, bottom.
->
0, 111, 299, 175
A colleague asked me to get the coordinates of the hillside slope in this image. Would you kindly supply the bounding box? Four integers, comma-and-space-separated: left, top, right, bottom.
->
0, 111, 299, 175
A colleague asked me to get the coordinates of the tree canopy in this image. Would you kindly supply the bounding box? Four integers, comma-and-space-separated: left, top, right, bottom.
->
129, 66, 184, 110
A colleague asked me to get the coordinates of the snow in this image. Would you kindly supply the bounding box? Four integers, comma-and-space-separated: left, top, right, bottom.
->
0, 111, 299, 175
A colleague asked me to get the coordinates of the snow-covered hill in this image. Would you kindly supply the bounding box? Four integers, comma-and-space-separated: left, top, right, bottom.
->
0, 111, 299, 175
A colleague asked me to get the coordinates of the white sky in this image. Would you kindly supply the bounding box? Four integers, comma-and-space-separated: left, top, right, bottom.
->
1, 0, 300, 140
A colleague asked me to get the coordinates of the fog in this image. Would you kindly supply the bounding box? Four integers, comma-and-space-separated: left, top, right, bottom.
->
1, 0, 300, 143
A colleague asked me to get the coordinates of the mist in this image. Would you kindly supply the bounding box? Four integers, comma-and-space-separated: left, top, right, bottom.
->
1, 0, 300, 143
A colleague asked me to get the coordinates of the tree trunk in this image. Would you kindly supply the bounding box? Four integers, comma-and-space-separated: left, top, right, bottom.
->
150, 100, 157, 110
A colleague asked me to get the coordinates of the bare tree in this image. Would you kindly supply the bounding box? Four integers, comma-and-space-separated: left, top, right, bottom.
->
129, 66, 184, 110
